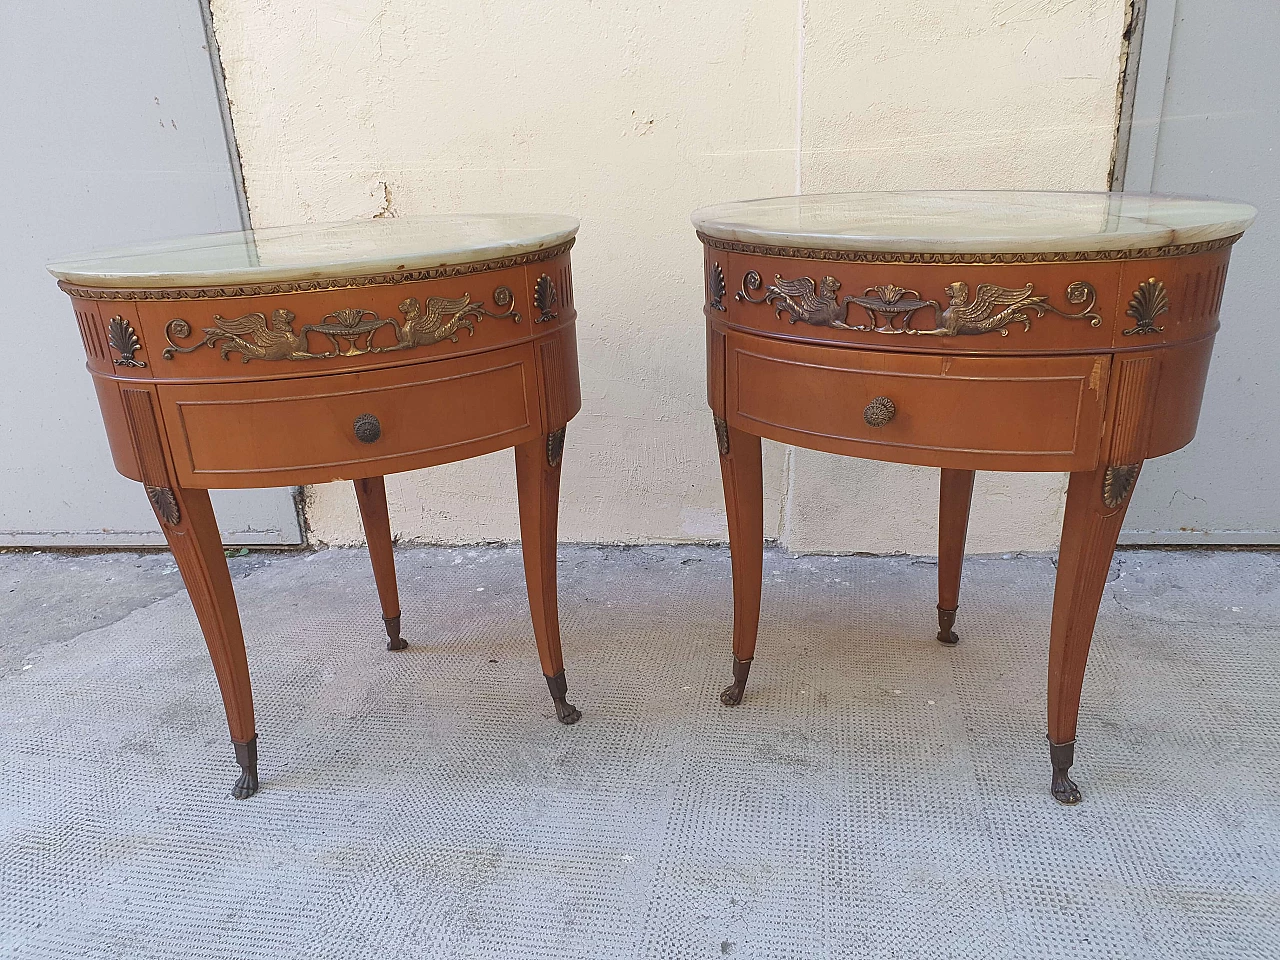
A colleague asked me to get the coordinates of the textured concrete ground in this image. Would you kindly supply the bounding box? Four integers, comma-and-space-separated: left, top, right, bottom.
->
0, 545, 1277, 959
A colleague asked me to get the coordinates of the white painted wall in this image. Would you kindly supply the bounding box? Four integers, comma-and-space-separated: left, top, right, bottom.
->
210, 0, 1128, 553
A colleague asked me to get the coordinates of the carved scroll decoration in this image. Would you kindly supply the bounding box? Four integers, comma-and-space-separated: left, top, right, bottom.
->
1123, 278, 1169, 336
163, 286, 520, 362
107, 316, 146, 367
736, 271, 1101, 337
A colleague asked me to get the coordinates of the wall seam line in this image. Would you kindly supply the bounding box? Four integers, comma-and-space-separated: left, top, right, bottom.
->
779, 0, 806, 545
198, 0, 252, 232
794, 0, 805, 194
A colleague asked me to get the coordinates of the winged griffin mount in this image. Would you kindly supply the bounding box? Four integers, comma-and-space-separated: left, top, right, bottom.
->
163, 286, 521, 362
734, 269, 1102, 336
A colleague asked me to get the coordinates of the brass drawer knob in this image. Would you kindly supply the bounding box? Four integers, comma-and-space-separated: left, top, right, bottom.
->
353, 413, 382, 443
863, 396, 896, 428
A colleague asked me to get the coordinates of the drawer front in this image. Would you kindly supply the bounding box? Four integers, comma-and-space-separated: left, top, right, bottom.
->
158, 343, 541, 487
725, 332, 1110, 471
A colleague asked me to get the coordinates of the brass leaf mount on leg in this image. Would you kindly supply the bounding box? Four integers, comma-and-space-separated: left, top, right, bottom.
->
546, 427, 566, 468
713, 415, 730, 456
145, 485, 181, 526
1102, 465, 1140, 509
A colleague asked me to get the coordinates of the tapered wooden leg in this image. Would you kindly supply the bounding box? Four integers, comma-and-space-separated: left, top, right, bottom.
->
1046, 462, 1141, 805
152, 484, 258, 799
937, 468, 975, 645
716, 419, 764, 707
353, 476, 404, 650
514, 428, 579, 724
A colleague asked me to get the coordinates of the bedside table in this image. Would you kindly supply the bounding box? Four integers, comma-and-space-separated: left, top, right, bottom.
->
695, 191, 1255, 803
50, 214, 584, 798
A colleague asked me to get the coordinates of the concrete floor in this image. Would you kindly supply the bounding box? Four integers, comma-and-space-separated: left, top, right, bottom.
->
0, 545, 1277, 959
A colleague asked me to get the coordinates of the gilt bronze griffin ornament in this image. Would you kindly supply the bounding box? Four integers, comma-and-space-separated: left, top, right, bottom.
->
163, 286, 520, 362
735, 271, 1102, 337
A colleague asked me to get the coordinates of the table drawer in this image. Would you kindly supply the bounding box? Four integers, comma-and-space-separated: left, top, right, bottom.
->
158, 343, 541, 487
725, 332, 1110, 471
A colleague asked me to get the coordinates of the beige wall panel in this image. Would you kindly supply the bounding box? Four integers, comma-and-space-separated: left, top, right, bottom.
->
786, 0, 1126, 553
212, 0, 797, 545
213, 0, 1127, 552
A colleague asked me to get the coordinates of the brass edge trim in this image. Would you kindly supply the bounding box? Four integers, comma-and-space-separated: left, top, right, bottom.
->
58, 238, 576, 302
695, 231, 1240, 264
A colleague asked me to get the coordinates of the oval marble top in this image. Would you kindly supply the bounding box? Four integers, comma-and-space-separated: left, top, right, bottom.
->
692, 191, 1255, 255
48, 214, 580, 288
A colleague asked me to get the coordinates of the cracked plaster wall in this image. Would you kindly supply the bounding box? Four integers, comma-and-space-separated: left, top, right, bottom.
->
210, 0, 1127, 552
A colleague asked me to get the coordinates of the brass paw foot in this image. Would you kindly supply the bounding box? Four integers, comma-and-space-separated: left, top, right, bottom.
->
937, 606, 959, 645
231, 736, 259, 800
1051, 769, 1082, 805
720, 655, 752, 707
545, 670, 581, 725
1049, 737, 1082, 805
232, 769, 259, 800
384, 614, 407, 651
554, 699, 582, 725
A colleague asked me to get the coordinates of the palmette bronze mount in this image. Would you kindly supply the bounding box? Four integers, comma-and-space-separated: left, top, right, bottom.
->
107, 316, 146, 367
1123, 278, 1170, 336
534, 274, 559, 323
163, 286, 520, 362
708, 262, 727, 312
735, 271, 1102, 337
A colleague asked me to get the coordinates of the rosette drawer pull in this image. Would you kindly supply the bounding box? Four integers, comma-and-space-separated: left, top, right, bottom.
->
863, 396, 896, 428
353, 414, 382, 443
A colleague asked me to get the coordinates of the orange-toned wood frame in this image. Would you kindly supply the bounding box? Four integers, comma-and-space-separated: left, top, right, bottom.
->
63, 247, 582, 798
703, 236, 1234, 805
